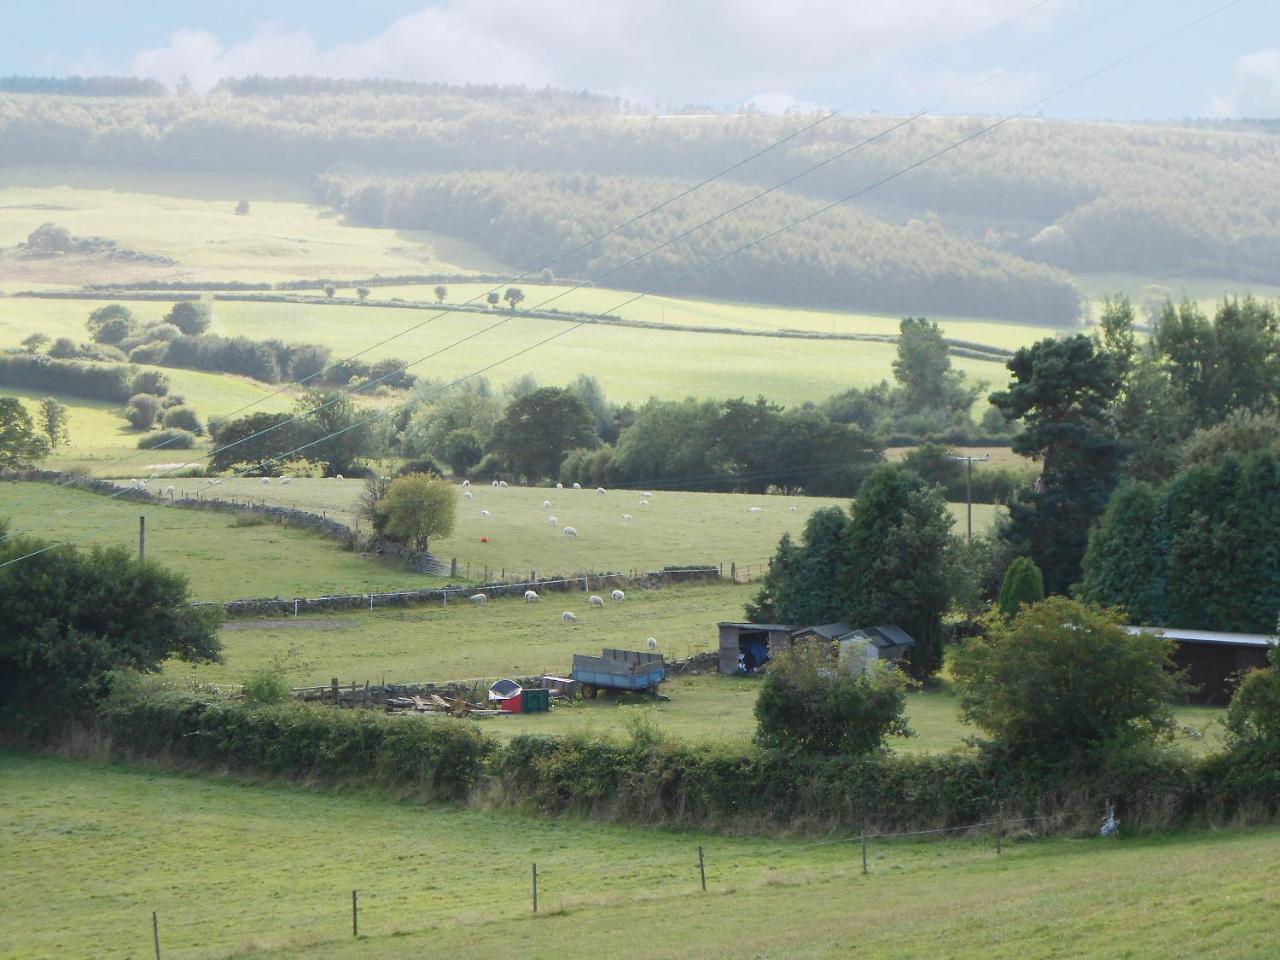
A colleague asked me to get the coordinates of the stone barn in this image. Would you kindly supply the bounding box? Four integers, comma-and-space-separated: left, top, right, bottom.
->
718, 621, 916, 674
1127, 626, 1274, 705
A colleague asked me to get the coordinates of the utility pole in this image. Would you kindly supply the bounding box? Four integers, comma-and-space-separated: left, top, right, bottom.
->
139, 515, 146, 561
946, 453, 990, 543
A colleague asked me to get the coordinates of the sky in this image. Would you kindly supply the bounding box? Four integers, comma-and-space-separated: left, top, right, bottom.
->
2, 0, 1277, 119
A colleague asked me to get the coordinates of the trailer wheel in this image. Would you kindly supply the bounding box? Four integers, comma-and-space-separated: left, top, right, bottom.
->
583, 684, 597, 699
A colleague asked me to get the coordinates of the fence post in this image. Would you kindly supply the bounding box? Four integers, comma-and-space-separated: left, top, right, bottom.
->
730, 562, 737, 583
698, 845, 706, 892
451, 557, 458, 577
152, 911, 160, 960
531, 863, 538, 913
861, 825, 868, 875
996, 803, 1003, 855
331, 677, 340, 705
351, 889, 358, 937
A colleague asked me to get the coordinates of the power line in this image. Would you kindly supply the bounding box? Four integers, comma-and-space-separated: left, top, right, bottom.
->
0, 0, 1241, 570
0, 0, 1074, 519
1, 0, 1137, 540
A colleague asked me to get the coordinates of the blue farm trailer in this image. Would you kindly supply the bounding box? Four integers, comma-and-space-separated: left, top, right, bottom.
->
572, 648, 666, 697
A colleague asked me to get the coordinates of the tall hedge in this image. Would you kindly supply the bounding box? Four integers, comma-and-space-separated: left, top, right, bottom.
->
0, 353, 132, 402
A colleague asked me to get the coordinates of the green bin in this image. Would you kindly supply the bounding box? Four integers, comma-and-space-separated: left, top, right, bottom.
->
522, 688, 550, 713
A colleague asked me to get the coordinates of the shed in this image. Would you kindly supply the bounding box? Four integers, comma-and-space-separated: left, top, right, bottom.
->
718, 621, 916, 674
1127, 626, 1274, 705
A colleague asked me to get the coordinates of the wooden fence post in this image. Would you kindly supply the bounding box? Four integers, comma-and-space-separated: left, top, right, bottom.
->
152, 911, 160, 960
698, 845, 706, 892
861, 825, 868, 875
331, 677, 339, 705
531, 863, 538, 913
351, 889, 358, 937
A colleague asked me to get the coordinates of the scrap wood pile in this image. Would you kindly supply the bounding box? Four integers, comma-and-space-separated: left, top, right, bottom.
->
386, 691, 505, 717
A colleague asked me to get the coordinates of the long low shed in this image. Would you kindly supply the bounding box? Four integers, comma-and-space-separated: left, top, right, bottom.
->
1127, 626, 1275, 704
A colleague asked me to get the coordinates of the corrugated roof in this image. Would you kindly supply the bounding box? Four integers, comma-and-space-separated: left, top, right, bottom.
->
1127, 626, 1277, 648
793, 622, 856, 641
868, 624, 916, 648
718, 622, 796, 631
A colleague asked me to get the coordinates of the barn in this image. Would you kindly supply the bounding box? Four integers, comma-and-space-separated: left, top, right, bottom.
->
717, 621, 916, 674
1127, 626, 1274, 705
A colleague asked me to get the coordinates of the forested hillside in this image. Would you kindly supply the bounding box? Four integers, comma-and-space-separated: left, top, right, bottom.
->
2, 81, 1277, 319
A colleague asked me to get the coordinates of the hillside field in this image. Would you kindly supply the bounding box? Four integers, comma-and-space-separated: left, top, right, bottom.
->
3, 754, 1276, 960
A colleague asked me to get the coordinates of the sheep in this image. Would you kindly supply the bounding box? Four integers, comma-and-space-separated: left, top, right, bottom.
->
480, 509, 490, 517
524, 590, 539, 602
639, 499, 649, 507
563, 526, 578, 538
596, 486, 606, 496
542, 500, 552, 509
572, 482, 582, 490
492, 479, 500, 488
463, 490, 475, 500
261, 477, 272, 485
335, 474, 344, 481
640, 491, 655, 498
588, 595, 605, 607
749, 506, 763, 514
556, 482, 563, 489
280, 477, 291, 486
561, 611, 578, 622
548, 516, 558, 525
611, 589, 625, 602
499, 480, 509, 488
163, 485, 175, 497
469, 593, 487, 604
461, 479, 470, 487
622, 514, 633, 521
788, 506, 797, 512
647, 637, 658, 651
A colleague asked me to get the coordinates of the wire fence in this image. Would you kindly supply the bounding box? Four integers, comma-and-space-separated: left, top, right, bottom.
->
139, 811, 1057, 958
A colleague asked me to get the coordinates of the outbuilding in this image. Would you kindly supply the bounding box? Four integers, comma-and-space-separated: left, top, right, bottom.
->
1127, 626, 1274, 705
717, 621, 916, 674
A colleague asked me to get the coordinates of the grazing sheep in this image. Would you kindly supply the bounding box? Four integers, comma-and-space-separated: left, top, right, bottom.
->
149, 473, 158, 480
542, 500, 552, 509
596, 487, 606, 496
640, 491, 655, 498
463, 490, 475, 500
622, 514, 633, 521
556, 482, 563, 489
480, 509, 490, 516
561, 611, 578, 622
611, 589, 625, 602
492, 480, 500, 487
749, 506, 763, 514
788, 506, 797, 512
524, 590, 539, 602
261, 477, 272, 485
469, 593, 487, 604
335, 474, 344, 481
647, 637, 658, 651
639, 499, 649, 507
461, 479, 470, 487
163, 485, 175, 497
588, 595, 605, 607
280, 477, 291, 485
548, 516, 558, 525
499, 480, 509, 488
563, 526, 578, 538
572, 482, 582, 490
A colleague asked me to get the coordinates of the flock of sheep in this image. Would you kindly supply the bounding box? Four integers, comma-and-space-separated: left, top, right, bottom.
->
459, 478, 664, 542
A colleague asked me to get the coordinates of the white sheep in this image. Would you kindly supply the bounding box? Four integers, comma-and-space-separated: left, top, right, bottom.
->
788, 506, 797, 512
556, 482, 563, 489
524, 590, 539, 602
469, 593, 487, 604
640, 491, 655, 498
588, 595, 605, 607
572, 482, 582, 490
562, 611, 578, 622
492, 480, 500, 488
261, 477, 272, 485
461, 479, 470, 487
335, 474, 344, 481
280, 477, 291, 485
639, 499, 649, 507
463, 490, 475, 500
499, 480, 509, 488
548, 516, 558, 525
563, 526, 578, 538
480, 509, 490, 516
749, 506, 763, 514
149, 473, 158, 480
542, 500, 552, 509
596, 487, 606, 496
622, 514, 633, 521
163, 485, 175, 497
611, 589, 625, 602
647, 637, 658, 651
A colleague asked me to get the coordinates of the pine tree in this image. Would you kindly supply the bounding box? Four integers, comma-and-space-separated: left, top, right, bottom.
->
997, 557, 1046, 617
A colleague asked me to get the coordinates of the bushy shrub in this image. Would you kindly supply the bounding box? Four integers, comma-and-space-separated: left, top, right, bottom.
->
128, 341, 170, 364
397, 456, 444, 478
143, 321, 184, 343
996, 556, 1045, 617
136, 428, 197, 449
0, 353, 132, 401
242, 666, 291, 704
755, 644, 912, 756
125, 393, 163, 430
164, 301, 211, 336
130, 369, 170, 397
466, 452, 506, 482
441, 428, 484, 475
161, 406, 203, 435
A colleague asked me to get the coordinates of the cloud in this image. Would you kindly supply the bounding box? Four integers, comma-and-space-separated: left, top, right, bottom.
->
1209, 49, 1280, 118
127, 0, 1059, 102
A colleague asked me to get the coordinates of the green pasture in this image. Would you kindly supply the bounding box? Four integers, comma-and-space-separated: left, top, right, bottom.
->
0, 294, 1012, 406
0, 165, 506, 285
3, 754, 1275, 960
135, 478, 1003, 575
0, 483, 438, 602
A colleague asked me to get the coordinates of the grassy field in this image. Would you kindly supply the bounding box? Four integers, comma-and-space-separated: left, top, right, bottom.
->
0, 165, 508, 285
0, 483, 441, 603
3, 754, 1276, 960
129, 478, 1003, 576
